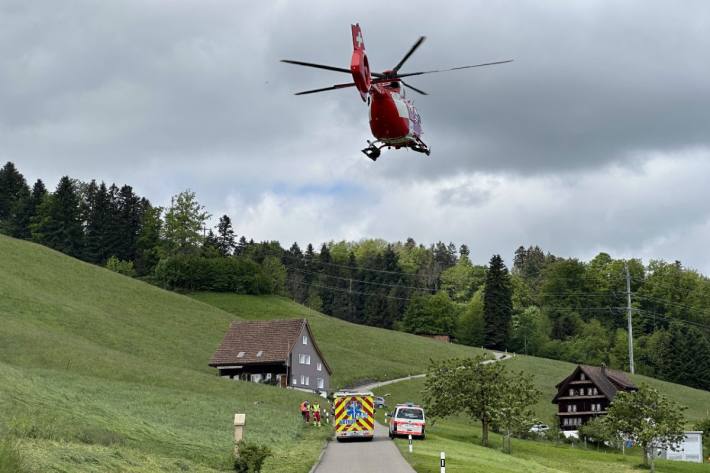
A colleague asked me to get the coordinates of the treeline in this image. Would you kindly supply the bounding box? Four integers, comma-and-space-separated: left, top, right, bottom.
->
0, 162, 280, 293
2, 161, 710, 391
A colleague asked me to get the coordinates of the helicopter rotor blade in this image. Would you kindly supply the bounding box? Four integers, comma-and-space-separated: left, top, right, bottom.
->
293, 82, 358, 95
395, 59, 513, 78
401, 80, 428, 95
392, 36, 426, 73
281, 59, 353, 75
282, 59, 385, 78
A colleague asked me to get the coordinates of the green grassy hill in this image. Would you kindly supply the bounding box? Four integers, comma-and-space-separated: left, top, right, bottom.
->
0, 235, 329, 473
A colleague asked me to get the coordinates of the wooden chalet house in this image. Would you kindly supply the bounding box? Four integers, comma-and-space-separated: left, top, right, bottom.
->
552, 364, 637, 431
209, 319, 332, 394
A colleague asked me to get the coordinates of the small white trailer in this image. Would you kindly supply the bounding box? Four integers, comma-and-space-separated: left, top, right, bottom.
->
659, 431, 703, 463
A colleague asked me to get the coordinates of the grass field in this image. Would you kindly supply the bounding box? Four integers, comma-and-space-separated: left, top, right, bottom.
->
0, 235, 329, 473
375, 377, 710, 473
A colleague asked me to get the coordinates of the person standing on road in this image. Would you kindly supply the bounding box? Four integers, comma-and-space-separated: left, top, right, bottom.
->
311, 400, 322, 427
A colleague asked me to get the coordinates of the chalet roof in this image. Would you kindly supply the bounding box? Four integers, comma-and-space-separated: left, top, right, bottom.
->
208, 319, 332, 374
553, 364, 636, 403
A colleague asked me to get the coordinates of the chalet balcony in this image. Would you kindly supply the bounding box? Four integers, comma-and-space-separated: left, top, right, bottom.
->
557, 410, 607, 416
556, 395, 606, 400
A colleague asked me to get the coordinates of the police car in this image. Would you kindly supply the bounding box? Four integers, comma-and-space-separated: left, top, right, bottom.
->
388, 402, 426, 439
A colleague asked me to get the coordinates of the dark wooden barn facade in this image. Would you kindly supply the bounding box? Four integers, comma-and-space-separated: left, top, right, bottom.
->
552, 364, 637, 431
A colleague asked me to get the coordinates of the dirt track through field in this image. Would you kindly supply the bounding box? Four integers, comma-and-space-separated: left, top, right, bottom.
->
311, 351, 512, 473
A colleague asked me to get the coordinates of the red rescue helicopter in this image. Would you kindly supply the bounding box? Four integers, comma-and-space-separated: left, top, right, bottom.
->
282, 24, 512, 161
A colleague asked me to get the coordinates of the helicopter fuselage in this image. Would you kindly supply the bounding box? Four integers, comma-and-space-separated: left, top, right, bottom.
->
368, 84, 423, 148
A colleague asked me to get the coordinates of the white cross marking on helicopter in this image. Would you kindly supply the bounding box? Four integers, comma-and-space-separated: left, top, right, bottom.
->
356, 32, 363, 48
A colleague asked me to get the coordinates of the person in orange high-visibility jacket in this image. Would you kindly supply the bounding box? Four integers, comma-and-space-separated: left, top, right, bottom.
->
300, 401, 310, 423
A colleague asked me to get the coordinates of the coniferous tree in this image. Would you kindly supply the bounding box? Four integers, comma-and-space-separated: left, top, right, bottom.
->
31, 176, 84, 257
202, 229, 220, 256
235, 236, 248, 256
215, 215, 236, 256
83, 181, 113, 263
483, 254, 513, 350
303, 243, 317, 299
0, 162, 30, 234
13, 179, 47, 239
285, 242, 307, 303
116, 185, 142, 261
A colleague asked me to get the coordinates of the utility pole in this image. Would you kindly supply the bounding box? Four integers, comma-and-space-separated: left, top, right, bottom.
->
625, 262, 635, 374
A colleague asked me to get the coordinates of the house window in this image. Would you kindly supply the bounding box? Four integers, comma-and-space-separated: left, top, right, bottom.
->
567, 405, 572, 413
299, 354, 311, 365
572, 404, 577, 412
318, 378, 324, 389
237, 351, 245, 358
304, 376, 310, 386
293, 376, 297, 385
593, 388, 598, 395
306, 355, 311, 365
317, 363, 322, 371
250, 374, 263, 383
300, 375, 305, 384
569, 389, 574, 396
303, 335, 308, 345
580, 373, 586, 380
588, 388, 593, 396
265, 373, 272, 381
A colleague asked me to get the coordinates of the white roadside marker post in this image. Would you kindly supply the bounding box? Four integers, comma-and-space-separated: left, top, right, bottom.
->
440, 451, 446, 473
408, 434, 413, 453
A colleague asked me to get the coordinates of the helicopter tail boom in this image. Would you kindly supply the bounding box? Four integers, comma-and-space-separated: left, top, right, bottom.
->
350, 23, 371, 101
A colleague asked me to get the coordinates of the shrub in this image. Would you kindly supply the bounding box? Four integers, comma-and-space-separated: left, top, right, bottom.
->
154, 255, 271, 294
233, 441, 272, 473
105, 256, 136, 277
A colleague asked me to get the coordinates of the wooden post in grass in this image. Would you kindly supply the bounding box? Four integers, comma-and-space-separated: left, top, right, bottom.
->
234, 413, 246, 455
408, 434, 413, 453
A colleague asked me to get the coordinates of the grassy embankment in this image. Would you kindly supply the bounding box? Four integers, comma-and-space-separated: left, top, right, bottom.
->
0, 235, 329, 473
374, 367, 710, 473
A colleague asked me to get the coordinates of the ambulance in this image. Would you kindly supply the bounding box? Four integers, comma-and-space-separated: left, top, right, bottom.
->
333, 391, 375, 441
388, 402, 426, 439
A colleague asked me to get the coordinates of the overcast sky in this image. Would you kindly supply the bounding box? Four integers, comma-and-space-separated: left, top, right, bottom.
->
2, 0, 709, 272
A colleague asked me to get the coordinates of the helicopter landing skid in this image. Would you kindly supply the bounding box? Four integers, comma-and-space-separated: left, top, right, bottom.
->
410, 137, 431, 156
362, 141, 384, 161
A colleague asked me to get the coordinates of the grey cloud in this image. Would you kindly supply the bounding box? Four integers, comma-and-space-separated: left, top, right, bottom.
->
2, 0, 710, 272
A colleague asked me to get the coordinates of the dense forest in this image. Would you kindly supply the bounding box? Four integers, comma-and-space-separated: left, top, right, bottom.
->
2, 161, 710, 391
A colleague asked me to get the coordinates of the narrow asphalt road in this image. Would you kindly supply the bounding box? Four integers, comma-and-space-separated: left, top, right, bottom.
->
312, 422, 416, 473
311, 351, 513, 473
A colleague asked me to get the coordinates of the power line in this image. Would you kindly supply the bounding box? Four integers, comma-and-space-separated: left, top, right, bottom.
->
281, 252, 421, 279
292, 279, 414, 302
284, 264, 434, 293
